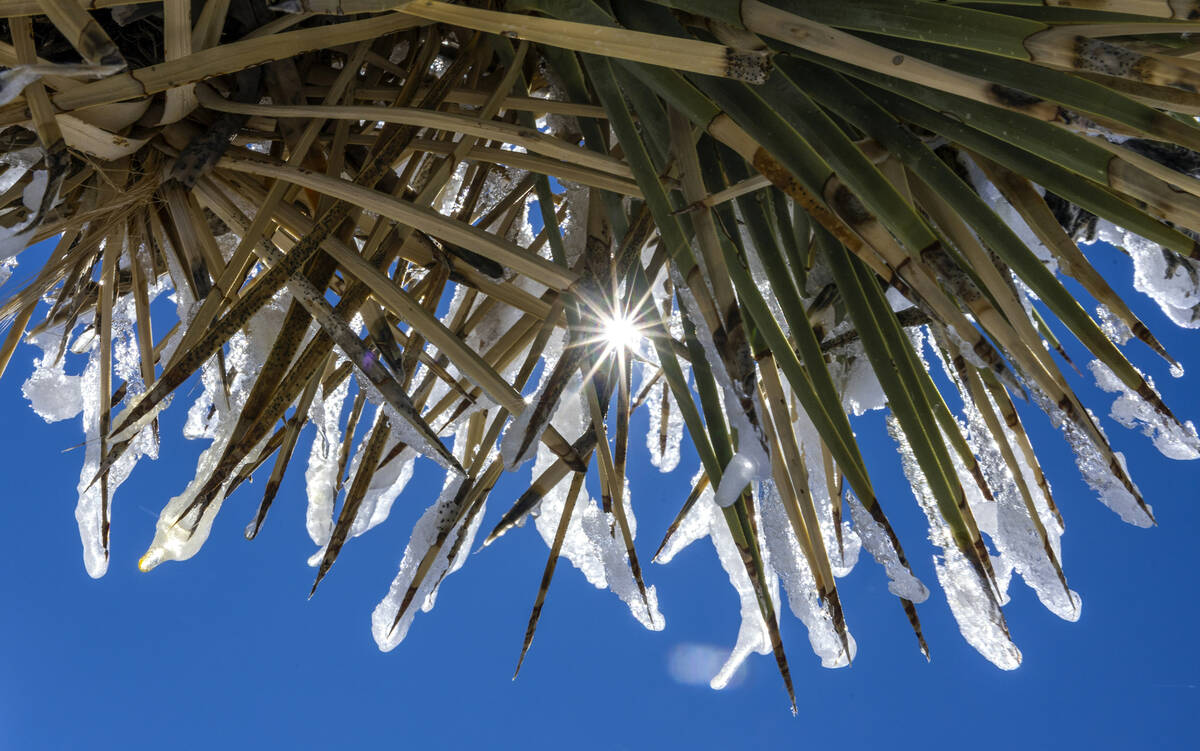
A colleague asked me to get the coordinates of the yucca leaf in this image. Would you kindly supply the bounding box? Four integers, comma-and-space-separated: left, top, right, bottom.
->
514, 470, 586, 677
819, 229, 1000, 595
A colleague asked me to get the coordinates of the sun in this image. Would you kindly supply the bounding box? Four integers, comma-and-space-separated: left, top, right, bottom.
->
602, 311, 642, 353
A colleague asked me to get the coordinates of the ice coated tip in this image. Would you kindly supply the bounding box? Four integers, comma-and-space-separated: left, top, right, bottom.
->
713, 453, 759, 508
138, 548, 163, 572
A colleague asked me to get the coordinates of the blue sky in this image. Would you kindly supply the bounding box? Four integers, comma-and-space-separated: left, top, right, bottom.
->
1, 236, 1197, 749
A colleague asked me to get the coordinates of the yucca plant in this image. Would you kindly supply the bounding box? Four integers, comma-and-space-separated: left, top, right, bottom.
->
4, 0, 1200, 710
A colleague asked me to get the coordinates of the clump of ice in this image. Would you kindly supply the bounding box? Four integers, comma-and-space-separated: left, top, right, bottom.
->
734, 207, 789, 332
306, 404, 422, 566
371, 470, 484, 650
1036, 390, 1153, 527
0, 149, 47, 260
304, 371, 350, 547
713, 452, 761, 508
140, 291, 292, 570
830, 342, 886, 416
559, 182, 590, 267
22, 329, 85, 422
348, 439, 415, 538
847, 492, 929, 602
659, 469, 854, 677
0, 255, 16, 288
786, 404, 862, 577
526, 387, 664, 631
1089, 359, 1200, 461
637, 265, 689, 473
887, 417, 1022, 669
657, 476, 772, 687
927, 336, 1080, 619
639, 363, 685, 473
1096, 304, 1133, 346
1127, 233, 1200, 328
758, 481, 856, 668
22, 258, 173, 577
960, 154, 1057, 272
0, 147, 39, 196
1088, 222, 1200, 329
499, 397, 538, 470
21, 169, 47, 212
349, 368, 459, 474
672, 268, 770, 473
474, 165, 530, 230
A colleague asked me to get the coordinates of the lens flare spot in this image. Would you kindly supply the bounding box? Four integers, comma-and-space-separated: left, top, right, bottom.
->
603, 312, 641, 352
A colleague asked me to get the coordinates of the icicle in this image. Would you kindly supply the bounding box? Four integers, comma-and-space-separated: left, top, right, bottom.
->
888, 417, 1022, 669
1090, 223, 1200, 329
641, 364, 684, 473
23, 269, 167, 577
657, 474, 769, 687
499, 397, 539, 470
673, 270, 770, 472
348, 443, 415, 537
832, 342, 888, 417
928, 341, 1080, 620
961, 153, 1058, 272
22, 329, 85, 423
848, 492, 929, 603
1096, 304, 1133, 346
304, 371, 350, 547
1037, 390, 1153, 527
788, 406, 862, 577
371, 471, 484, 650
528, 383, 663, 630
141, 292, 290, 569
0, 255, 16, 288
961, 402, 1079, 620
759, 482, 856, 668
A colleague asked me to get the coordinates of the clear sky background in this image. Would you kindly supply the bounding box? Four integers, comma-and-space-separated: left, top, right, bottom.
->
1, 236, 1197, 749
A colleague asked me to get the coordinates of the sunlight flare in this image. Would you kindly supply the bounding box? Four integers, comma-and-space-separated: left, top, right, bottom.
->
602, 311, 642, 354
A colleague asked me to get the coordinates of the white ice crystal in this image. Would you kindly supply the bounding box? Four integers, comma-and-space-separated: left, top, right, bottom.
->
527, 383, 664, 631
1089, 221, 1200, 329
140, 289, 292, 570
786, 406, 862, 578
713, 452, 761, 508
1096, 304, 1133, 346
833, 342, 887, 417
371, 469, 485, 651
758, 481, 856, 668
1037, 389, 1154, 527
657, 476, 771, 687
22, 329, 85, 423
847, 492, 929, 603
962, 154, 1058, 272
673, 268, 770, 473
888, 417, 1022, 669
305, 371, 350, 547
0, 255, 16, 289
1089, 359, 1200, 461
640, 364, 684, 473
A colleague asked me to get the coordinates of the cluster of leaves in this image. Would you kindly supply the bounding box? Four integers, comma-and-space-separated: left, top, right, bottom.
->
2, 0, 1200, 708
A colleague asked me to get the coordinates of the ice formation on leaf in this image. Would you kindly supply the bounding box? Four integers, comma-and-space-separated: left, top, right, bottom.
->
888, 418, 1022, 670
1090, 359, 1200, 461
